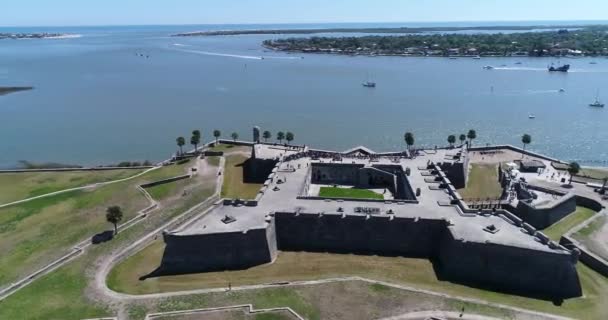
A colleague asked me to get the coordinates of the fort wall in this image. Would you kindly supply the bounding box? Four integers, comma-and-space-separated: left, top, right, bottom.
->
438, 228, 582, 298
274, 212, 446, 257
159, 224, 275, 274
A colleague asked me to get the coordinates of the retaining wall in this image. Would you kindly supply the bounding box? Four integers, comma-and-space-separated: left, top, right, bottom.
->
140, 175, 191, 189
560, 236, 608, 278
511, 193, 577, 229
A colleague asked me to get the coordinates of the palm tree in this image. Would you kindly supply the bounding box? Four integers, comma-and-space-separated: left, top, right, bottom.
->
467, 129, 477, 148
191, 130, 201, 153
106, 206, 123, 235
263, 130, 271, 142
277, 131, 285, 143
231, 132, 239, 142
567, 162, 580, 185
190, 135, 200, 154
213, 129, 221, 143
286, 132, 295, 144
404, 132, 415, 152
459, 134, 466, 146
176, 136, 185, 155
447, 135, 456, 147
521, 134, 532, 157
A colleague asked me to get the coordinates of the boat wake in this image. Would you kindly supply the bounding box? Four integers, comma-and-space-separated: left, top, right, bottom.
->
172, 43, 192, 47
493, 67, 545, 71
174, 48, 264, 60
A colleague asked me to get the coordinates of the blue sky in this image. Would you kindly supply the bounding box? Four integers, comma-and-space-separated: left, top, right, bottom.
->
1, 0, 607, 26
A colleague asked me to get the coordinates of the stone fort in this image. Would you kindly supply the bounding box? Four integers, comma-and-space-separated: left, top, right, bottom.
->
157, 133, 588, 300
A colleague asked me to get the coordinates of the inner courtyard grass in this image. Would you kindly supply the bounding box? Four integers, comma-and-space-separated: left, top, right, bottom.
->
0, 169, 146, 204
457, 163, 503, 200
318, 187, 383, 200
542, 206, 597, 241
0, 162, 194, 287
107, 243, 608, 319
221, 154, 262, 200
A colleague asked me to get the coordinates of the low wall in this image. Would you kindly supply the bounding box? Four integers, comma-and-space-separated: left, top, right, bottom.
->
0, 166, 154, 173
560, 236, 608, 278
469, 145, 563, 163
575, 195, 604, 212
140, 175, 191, 189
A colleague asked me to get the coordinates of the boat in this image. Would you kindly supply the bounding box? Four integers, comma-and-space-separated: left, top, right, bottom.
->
559, 88, 566, 93
483, 65, 494, 70
473, 55, 481, 60
548, 63, 570, 72
528, 114, 536, 119
589, 90, 605, 107
362, 81, 376, 88
515, 62, 522, 65
590, 61, 597, 65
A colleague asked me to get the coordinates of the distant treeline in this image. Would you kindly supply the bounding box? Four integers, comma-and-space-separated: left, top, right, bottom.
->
263, 26, 608, 57
172, 24, 593, 37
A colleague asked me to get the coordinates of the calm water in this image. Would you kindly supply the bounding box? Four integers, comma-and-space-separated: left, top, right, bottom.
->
1, 23, 607, 168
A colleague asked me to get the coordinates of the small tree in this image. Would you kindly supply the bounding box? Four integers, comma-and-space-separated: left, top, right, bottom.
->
231, 132, 239, 142
521, 133, 532, 156
277, 131, 285, 143
213, 129, 221, 143
263, 130, 271, 142
459, 134, 466, 145
106, 206, 123, 235
191, 132, 201, 154
467, 129, 477, 147
176, 136, 185, 156
404, 132, 415, 152
447, 134, 456, 147
286, 132, 294, 144
567, 162, 580, 185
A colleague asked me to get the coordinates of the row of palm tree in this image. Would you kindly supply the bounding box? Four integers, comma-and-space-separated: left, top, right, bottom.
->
445, 130, 478, 148
176, 129, 297, 154
262, 130, 295, 144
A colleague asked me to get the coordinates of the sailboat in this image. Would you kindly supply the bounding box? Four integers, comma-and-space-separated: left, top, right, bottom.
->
589, 90, 605, 108
362, 73, 376, 88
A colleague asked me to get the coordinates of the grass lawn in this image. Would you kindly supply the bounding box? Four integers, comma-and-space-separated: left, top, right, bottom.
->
457, 164, 502, 200
107, 245, 608, 319
542, 206, 597, 241
0, 162, 195, 287
318, 187, 383, 200
221, 154, 262, 200
210, 143, 238, 152
0, 169, 146, 204
577, 167, 608, 180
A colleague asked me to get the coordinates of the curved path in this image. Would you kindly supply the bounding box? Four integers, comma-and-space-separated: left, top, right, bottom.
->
0, 167, 160, 209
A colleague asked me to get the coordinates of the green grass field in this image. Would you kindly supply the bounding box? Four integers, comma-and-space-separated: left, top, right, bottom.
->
221, 154, 262, 200
107, 243, 608, 319
543, 206, 597, 241
318, 187, 384, 200
457, 164, 503, 200
0, 169, 146, 204
0, 162, 195, 287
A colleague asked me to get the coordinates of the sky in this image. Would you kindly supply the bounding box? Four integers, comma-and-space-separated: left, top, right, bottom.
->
1, 0, 607, 27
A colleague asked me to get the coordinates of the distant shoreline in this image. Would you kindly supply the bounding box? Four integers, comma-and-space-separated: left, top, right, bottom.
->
0, 86, 33, 96
172, 24, 590, 37
0, 33, 79, 40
